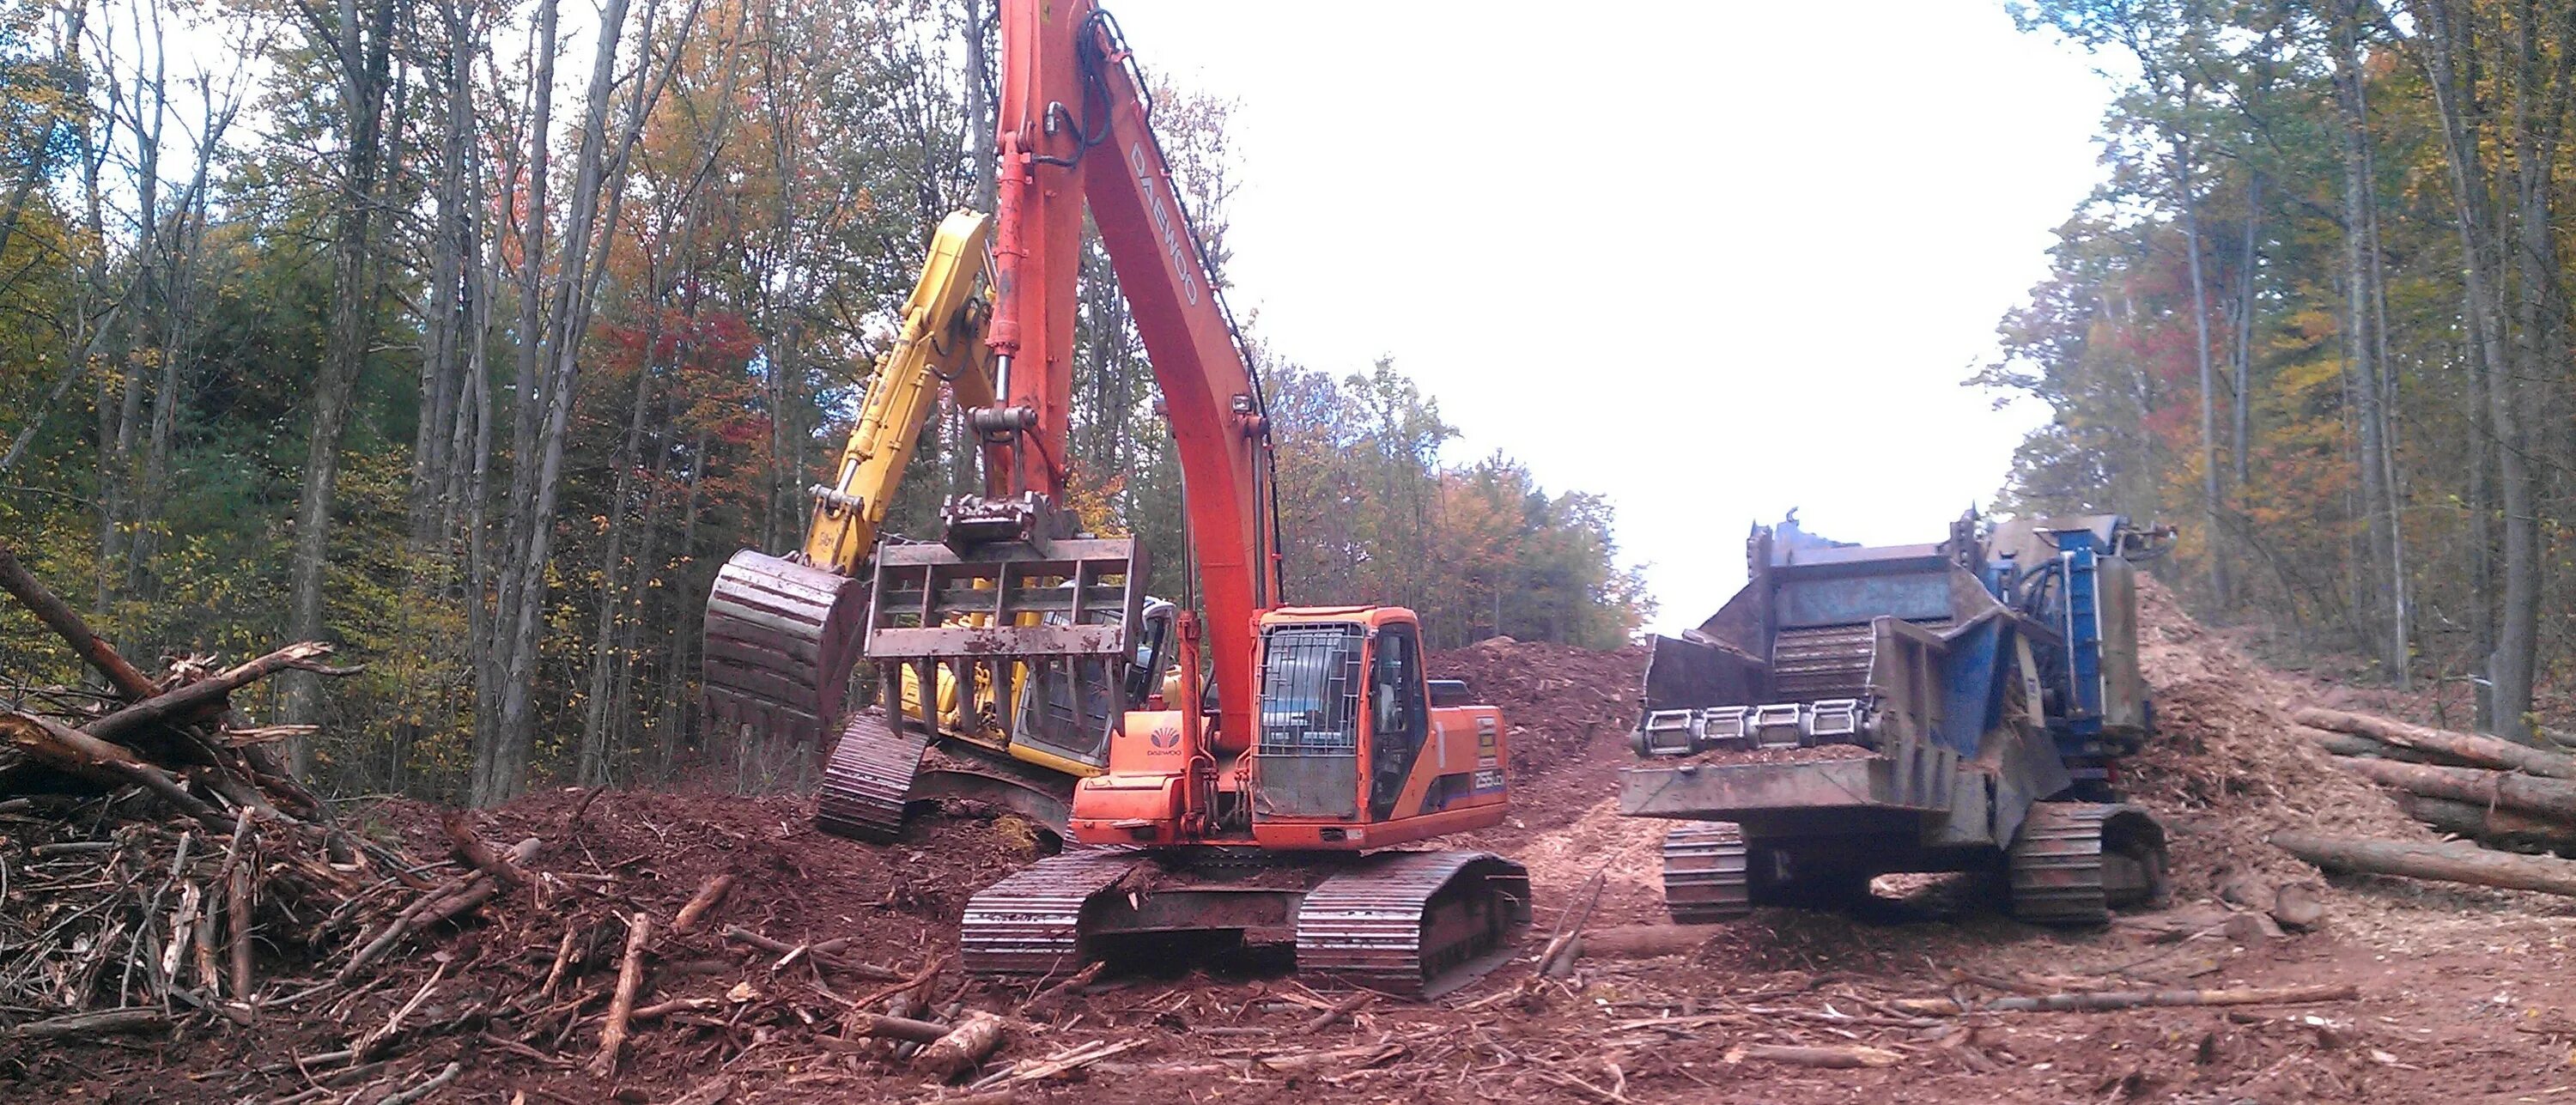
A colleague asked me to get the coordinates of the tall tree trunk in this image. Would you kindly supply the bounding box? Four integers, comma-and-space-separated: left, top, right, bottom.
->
474, 0, 564, 806
2232, 173, 2258, 489
2334, 0, 2402, 678
410, 0, 477, 548
575, 295, 665, 786
2503, 0, 2571, 733
2409, 0, 2537, 739
483, 0, 690, 803
282, 0, 398, 776
2175, 131, 2227, 611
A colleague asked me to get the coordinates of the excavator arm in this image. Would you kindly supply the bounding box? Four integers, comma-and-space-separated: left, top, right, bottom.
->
702, 211, 996, 750
799, 210, 998, 573
946, 1, 1530, 998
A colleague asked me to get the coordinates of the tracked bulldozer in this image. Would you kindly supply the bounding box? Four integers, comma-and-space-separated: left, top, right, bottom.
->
1621, 511, 2173, 924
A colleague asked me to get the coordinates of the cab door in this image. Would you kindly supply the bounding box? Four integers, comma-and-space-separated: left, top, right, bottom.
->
1364, 622, 1429, 821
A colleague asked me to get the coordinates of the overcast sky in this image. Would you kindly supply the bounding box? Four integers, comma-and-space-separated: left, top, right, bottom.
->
1098, 1, 2117, 633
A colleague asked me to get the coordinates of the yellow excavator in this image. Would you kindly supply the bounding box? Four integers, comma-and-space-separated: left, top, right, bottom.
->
700, 210, 1173, 838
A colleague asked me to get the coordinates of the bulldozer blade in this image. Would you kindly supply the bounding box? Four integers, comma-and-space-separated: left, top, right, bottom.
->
702, 549, 867, 750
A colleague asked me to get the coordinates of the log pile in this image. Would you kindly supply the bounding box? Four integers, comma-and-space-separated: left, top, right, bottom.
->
0, 541, 495, 1045
2295, 706, 2576, 858
2282, 705, 2576, 899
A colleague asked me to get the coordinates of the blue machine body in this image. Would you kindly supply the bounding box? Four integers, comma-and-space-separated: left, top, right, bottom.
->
1631, 512, 2159, 788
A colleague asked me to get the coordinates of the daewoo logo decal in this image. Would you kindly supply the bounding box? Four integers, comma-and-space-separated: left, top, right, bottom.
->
1131, 142, 1200, 307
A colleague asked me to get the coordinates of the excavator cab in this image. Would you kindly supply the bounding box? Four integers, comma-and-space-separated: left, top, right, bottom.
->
1070, 607, 1510, 850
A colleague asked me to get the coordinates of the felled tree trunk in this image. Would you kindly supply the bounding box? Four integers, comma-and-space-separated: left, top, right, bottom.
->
2400, 796, 2576, 851
2272, 831, 2576, 897
2296, 707, 2576, 778
915, 1011, 1007, 1080
2337, 758, 2576, 822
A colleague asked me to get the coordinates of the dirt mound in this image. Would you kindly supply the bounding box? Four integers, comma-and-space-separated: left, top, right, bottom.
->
1430, 638, 1667, 923
2127, 576, 2433, 898
1429, 636, 1645, 778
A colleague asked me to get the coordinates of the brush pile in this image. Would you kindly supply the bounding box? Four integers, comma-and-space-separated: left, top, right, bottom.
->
0, 542, 495, 1066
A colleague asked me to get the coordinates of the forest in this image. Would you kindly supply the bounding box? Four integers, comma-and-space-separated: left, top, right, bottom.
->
0, 0, 1649, 805
1987, 0, 2576, 740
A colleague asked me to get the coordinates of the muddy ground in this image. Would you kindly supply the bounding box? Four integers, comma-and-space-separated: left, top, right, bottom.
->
9, 590, 2576, 1103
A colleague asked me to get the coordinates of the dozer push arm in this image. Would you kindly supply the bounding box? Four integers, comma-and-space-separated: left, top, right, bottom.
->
799, 209, 999, 574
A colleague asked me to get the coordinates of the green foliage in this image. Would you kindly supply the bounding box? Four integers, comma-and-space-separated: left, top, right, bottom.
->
0, 0, 1648, 803
1991, 0, 2576, 711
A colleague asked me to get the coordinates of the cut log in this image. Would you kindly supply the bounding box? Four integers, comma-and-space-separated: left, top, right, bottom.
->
1730, 1043, 1903, 1068
82, 642, 354, 748
1571, 924, 1727, 960
915, 1010, 1008, 1080
590, 912, 654, 1077
2337, 758, 2576, 822
228, 862, 255, 999
672, 874, 734, 934
2271, 831, 2576, 897
2399, 796, 2576, 850
0, 709, 228, 827
2301, 727, 2443, 764
848, 1011, 954, 1044
2296, 707, 2576, 778
1893, 982, 2357, 1015
441, 811, 530, 888
8, 1007, 172, 1039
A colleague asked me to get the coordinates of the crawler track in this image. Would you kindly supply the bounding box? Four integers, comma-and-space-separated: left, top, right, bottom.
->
958, 849, 1145, 975
815, 712, 1084, 844
1660, 823, 1751, 923
1297, 851, 1532, 998
2008, 802, 2168, 924
957, 848, 1532, 997
813, 709, 932, 843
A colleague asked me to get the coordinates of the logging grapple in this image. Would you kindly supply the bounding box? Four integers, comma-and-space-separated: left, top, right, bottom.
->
1621, 511, 2174, 924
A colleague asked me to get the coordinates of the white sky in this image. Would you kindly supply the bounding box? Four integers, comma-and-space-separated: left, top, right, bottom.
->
1103, 0, 2116, 634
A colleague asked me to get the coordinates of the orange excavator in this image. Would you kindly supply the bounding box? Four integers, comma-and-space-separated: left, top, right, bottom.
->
937, 0, 1532, 997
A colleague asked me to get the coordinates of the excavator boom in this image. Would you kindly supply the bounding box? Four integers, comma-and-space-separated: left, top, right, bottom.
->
702, 211, 995, 753
945, 0, 1532, 998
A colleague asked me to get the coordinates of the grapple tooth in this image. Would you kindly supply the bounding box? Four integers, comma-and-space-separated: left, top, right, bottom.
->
701, 550, 866, 751
1661, 823, 1751, 924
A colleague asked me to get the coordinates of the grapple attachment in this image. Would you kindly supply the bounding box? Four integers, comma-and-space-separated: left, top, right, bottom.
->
863, 494, 1147, 665
811, 496, 1151, 843
701, 549, 867, 750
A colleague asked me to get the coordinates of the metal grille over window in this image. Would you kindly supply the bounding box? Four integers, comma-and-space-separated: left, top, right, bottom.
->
1258, 623, 1364, 756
